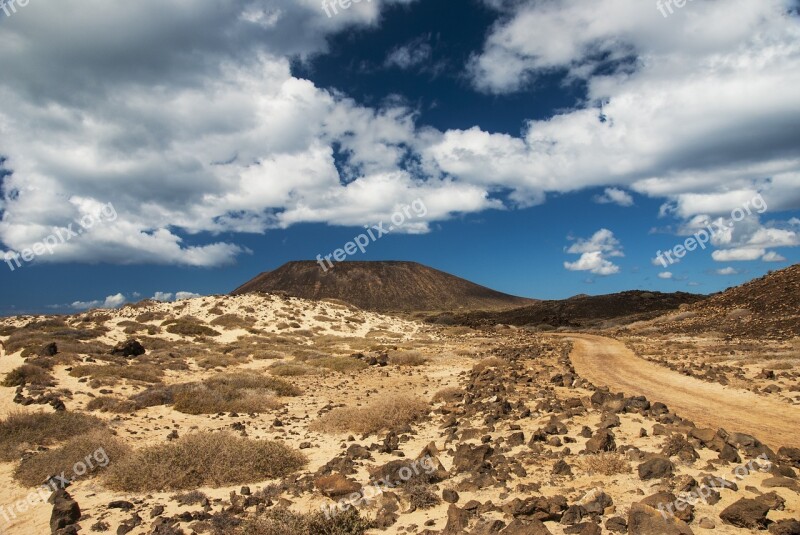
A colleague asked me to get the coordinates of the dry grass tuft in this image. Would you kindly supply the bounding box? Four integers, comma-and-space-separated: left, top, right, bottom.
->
578, 453, 631, 475
235, 508, 373, 535
163, 316, 221, 338
14, 430, 130, 487
2, 364, 55, 387
311, 396, 429, 435
0, 411, 106, 462
472, 357, 507, 372
209, 314, 257, 330
86, 396, 137, 413
269, 362, 322, 377
432, 386, 464, 404
307, 356, 368, 374
389, 351, 429, 367
104, 432, 306, 492
171, 373, 300, 415
69, 363, 163, 384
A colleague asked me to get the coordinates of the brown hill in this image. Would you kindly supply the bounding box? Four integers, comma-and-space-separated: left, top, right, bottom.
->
435, 290, 705, 329
231, 261, 533, 312
646, 263, 800, 339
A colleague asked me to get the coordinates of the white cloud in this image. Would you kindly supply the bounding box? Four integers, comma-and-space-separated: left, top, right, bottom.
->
716, 267, 740, 275
385, 36, 433, 69
594, 188, 634, 207
564, 229, 623, 275
152, 291, 202, 302
712, 248, 766, 262
658, 271, 673, 279
762, 251, 787, 262
71, 293, 127, 310
0, 0, 798, 269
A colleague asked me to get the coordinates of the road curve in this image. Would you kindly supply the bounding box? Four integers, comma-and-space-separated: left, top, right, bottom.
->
553, 333, 800, 451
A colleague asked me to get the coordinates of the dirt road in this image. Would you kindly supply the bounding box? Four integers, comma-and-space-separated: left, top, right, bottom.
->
557, 333, 800, 451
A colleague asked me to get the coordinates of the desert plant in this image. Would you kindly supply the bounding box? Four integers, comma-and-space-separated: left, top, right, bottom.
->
14, 430, 130, 487
0, 411, 106, 462
311, 396, 429, 435
578, 453, 631, 475
307, 356, 368, 374
235, 508, 373, 535
389, 351, 429, 367
104, 432, 306, 492
2, 364, 55, 387
69, 363, 163, 384
163, 316, 220, 338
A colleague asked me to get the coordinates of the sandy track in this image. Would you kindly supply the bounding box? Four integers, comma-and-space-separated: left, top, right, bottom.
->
557, 333, 800, 451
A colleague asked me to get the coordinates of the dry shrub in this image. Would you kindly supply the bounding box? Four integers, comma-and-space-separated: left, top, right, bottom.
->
311, 396, 429, 435
129, 384, 183, 409
269, 363, 321, 377
406, 482, 440, 509
2, 364, 55, 387
365, 330, 404, 340
14, 430, 130, 487
235, 508, 373, 535
69, 363, 163, 384
0, 411, 106, 462
104, 432, 306, 492
86, 396, 137, 413
432, 387, 464, 404
472, 357, 507, 373
172, 490, 208, 506
5, 322, 108, 354
307, 356, 368, 374
172, 373, 300, 415
389, 351, 429, 367
136, 311, 168, 323
195, 353, 242, 369
24, 353, 81, 370
118, 320, 159, 335
163, 316, 220, 338
578, 453, 631, 475
210, 314, 257, 330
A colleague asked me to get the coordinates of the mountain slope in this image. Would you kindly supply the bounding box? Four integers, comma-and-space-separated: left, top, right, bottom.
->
231, 261, 533, 312
646, 263, 800, 339
436, 290, 705, 328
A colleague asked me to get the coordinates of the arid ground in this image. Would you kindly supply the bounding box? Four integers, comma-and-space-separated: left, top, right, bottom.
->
0, 287, 798, 535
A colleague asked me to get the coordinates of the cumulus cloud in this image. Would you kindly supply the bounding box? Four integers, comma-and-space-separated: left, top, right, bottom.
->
0, 0, 798, 269
762, 251, 787, 262
152, 291, 202, 302
71, 293, 127, 310
385, 35, 434, 70
716, 267, 740, 275
594, 188, 634, 207
564, 229, 623, 275
658, 271, 673, 279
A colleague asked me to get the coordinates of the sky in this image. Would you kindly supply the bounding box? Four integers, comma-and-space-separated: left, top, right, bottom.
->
1, 0, 799, 315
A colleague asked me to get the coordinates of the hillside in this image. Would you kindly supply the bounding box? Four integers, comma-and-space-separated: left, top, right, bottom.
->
435, 290, 706, 329
232, 261, 533, 312
642, 263, 800, 339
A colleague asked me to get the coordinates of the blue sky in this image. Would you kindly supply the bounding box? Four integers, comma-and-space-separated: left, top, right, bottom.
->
1, 0, 799, 315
